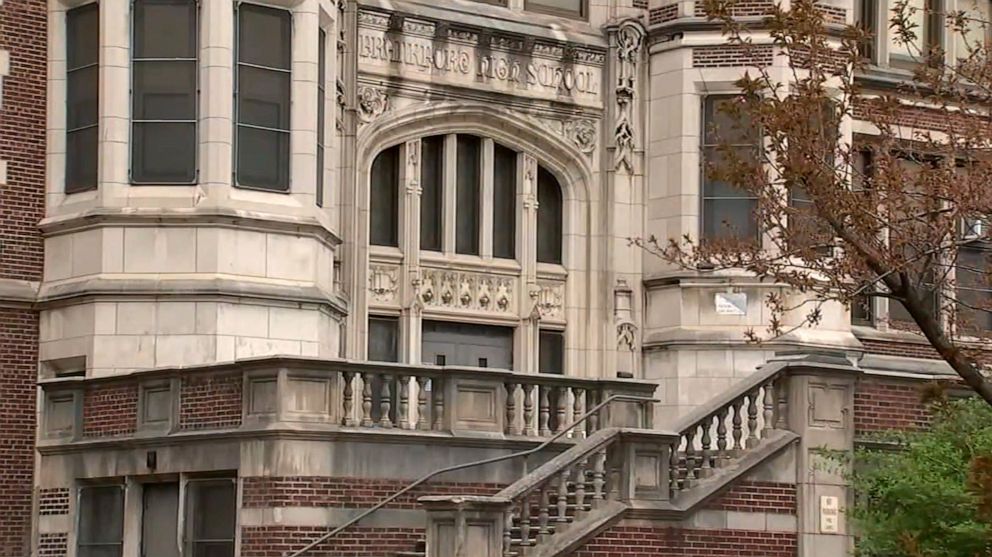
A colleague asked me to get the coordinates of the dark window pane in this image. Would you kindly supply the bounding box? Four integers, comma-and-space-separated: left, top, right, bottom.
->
702, 198, 757, 240
420, 136, 444, 251
316, 147, 324, 207
956, 244, 992, 331
316, 30, 326, 207
132, 122, 196, 183
526, 0, 584, 15
537, 166, 563, 264
142, 483, 180, 557
188, 480, 235, 542
857, 0, 877, 60
133, 61, 197, 120
493, 144, 517, 259
703, 95, 756, 145
79, 486, 124, 545
701, 146, 759, 198
67, 4, 99, 69
191, 542, 235, 557
236, 127, 290, 190
851, 293, 873, 325
539, 330, 565, 375
238, 66, 291, 130
237, 4, 291, 69
368, 317, 399, 362
456, 135, 481, 255
421, 321, 513, 369
134, 0, 196, 59
66, 127, 99, 193
67, 65, 99, 129
370, 146, 399, 246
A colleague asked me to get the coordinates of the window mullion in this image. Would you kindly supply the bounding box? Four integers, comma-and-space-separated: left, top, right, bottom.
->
480, 138, 495, 259
443, 134, 458, 255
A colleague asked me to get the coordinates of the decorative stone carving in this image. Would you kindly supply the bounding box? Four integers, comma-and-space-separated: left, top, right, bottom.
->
614, 279, 637, 351
535, 282, 565, 320
613, 20, 645, 173
368, 265, 399, 303
357, 86, 388, 123
420, 268, 515, 314
565, 119, 597, 154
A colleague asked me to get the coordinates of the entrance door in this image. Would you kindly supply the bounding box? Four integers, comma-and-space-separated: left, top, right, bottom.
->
421, 321, 513, 369
142, 483, 180, 557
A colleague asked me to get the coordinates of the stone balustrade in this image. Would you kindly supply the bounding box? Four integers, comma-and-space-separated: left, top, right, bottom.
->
37, 356, 657, 444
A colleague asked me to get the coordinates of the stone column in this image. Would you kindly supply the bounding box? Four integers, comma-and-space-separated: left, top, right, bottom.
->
402, 139, 422, 365
518, 153, 539, 373
786, 366, 858, 557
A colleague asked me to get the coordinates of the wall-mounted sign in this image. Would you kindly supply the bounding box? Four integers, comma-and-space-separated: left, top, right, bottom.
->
714, 292, 747, 316
819, 495, 840, 533
357, 10, 604, 107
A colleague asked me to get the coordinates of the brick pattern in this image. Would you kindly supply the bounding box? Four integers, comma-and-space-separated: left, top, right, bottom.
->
632, 0, 648, 8
854, 379, 931, 434
704, 481, 796, 514
816, 3, 846, 24
38, 488, 71, 516
242, 476, 504, 509
852, 96, 987, 133
82, 384, 138, 437
0, 0, 46, 282
649, 4, 679, 25
573, 527, 798, 556
37, 533, 68, 557
692, 45, 774, 68
694, 0, 772, 17
179, 373, 243, 430
0, 310, 39, 556
860, 338, 940, 360
241, 526, 423, 557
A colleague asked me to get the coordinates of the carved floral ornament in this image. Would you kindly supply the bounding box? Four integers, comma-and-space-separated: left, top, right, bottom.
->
418, 269, 514, 313
357, 86, 389, 123
613, 20, 646, 173
565, 119, 597, 154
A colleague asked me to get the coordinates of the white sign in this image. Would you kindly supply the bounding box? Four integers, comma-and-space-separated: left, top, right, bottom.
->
819, 495, 840, 534
714, 292, 747, 316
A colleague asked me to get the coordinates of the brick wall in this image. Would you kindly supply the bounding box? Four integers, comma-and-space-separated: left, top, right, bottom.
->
38, 488, 70, 516
703, 481, 796, 514
82, 384, 138, 437
854, 378, 931, 434
573, 527, 797, 556
242, 476, 504, 509
241, 526, 423, 557
692, 45, 774, 68
694, 0, 773, 17
649, 4, 678, 25
179, 373, 243, 430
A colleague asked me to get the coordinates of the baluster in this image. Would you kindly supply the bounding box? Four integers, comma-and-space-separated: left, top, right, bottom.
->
415, 376, 429, 430
379, 374, 393, 428
669, 440, 681, 496
587, 391, 599, 433
539, 386, 551, 437
746, 390, 759, 448
432, 378, 445, 431
684, 428, 697, 486
503, 509, 514, 556
572, 387, 585, 439
699, 417, 712, 478
731, 399, 744, 454
556, 468, 570, 522
763, 382, 775, 434
555, 387, 568, 434
520, 494, 532, 545
573, 458, 587, 515
505, 382, 518, 435
360, 372, 373, 427
775, 377, 789, 430
715, 407, 728, 467
523, 384, 536, 436
397, 375, 409, 429
537, 486, 551, 540
592, 448, 607, 503
342, 371, 356, 426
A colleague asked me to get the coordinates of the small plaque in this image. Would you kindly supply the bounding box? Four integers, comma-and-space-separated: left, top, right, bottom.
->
715, 292, 747, 315
820, 495, 840, 533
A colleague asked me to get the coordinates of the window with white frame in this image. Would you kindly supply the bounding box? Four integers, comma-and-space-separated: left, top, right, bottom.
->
887, 0, 943, 69
235, 3, 292, 191
66, 3, 100, 193
131, 0, 198, 184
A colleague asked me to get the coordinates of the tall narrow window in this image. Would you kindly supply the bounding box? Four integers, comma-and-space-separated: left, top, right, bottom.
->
185, 479, 236, 557
539, 330, 565, 374
537, 166, 563, 264
78, 485, 124, 557
316, 28, 327, 206
420, 136, 444, 251
956, 242, 992, 332
142, 483, 180, 557
456, 135, 481, 255
525, 0, 585, 18
368, 316, 399, 362
701, 95, 759, 241
370, 145, 399, 246
492, 144, 517, 259
888, 0, 942, 69
236, 4, 291, 191
66, 4, 99, 193
857, 0, 878, 61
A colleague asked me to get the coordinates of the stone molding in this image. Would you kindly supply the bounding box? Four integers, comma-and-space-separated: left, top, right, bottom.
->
0, 278, 39, 307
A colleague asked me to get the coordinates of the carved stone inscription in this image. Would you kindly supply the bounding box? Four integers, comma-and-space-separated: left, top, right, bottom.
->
357, 12, 603, 106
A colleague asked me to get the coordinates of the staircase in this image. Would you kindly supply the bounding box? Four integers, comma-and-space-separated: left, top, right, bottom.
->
418, 361, 800, 557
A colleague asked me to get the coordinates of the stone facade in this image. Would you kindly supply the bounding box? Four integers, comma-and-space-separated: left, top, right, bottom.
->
0, 0, 976, 556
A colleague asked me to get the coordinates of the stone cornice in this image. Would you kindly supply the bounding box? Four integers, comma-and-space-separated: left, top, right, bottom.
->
38, 207, 342, 248
0, 278, 39, 308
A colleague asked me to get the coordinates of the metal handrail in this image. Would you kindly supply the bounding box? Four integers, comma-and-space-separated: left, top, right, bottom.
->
286, 393, 657, 557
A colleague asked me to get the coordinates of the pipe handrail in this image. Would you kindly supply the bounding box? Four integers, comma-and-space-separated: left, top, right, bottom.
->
286, 393, 657, 557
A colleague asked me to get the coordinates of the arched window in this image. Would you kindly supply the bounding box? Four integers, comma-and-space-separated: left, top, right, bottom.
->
537, 167, 563, 264
369, 145, 399, 247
